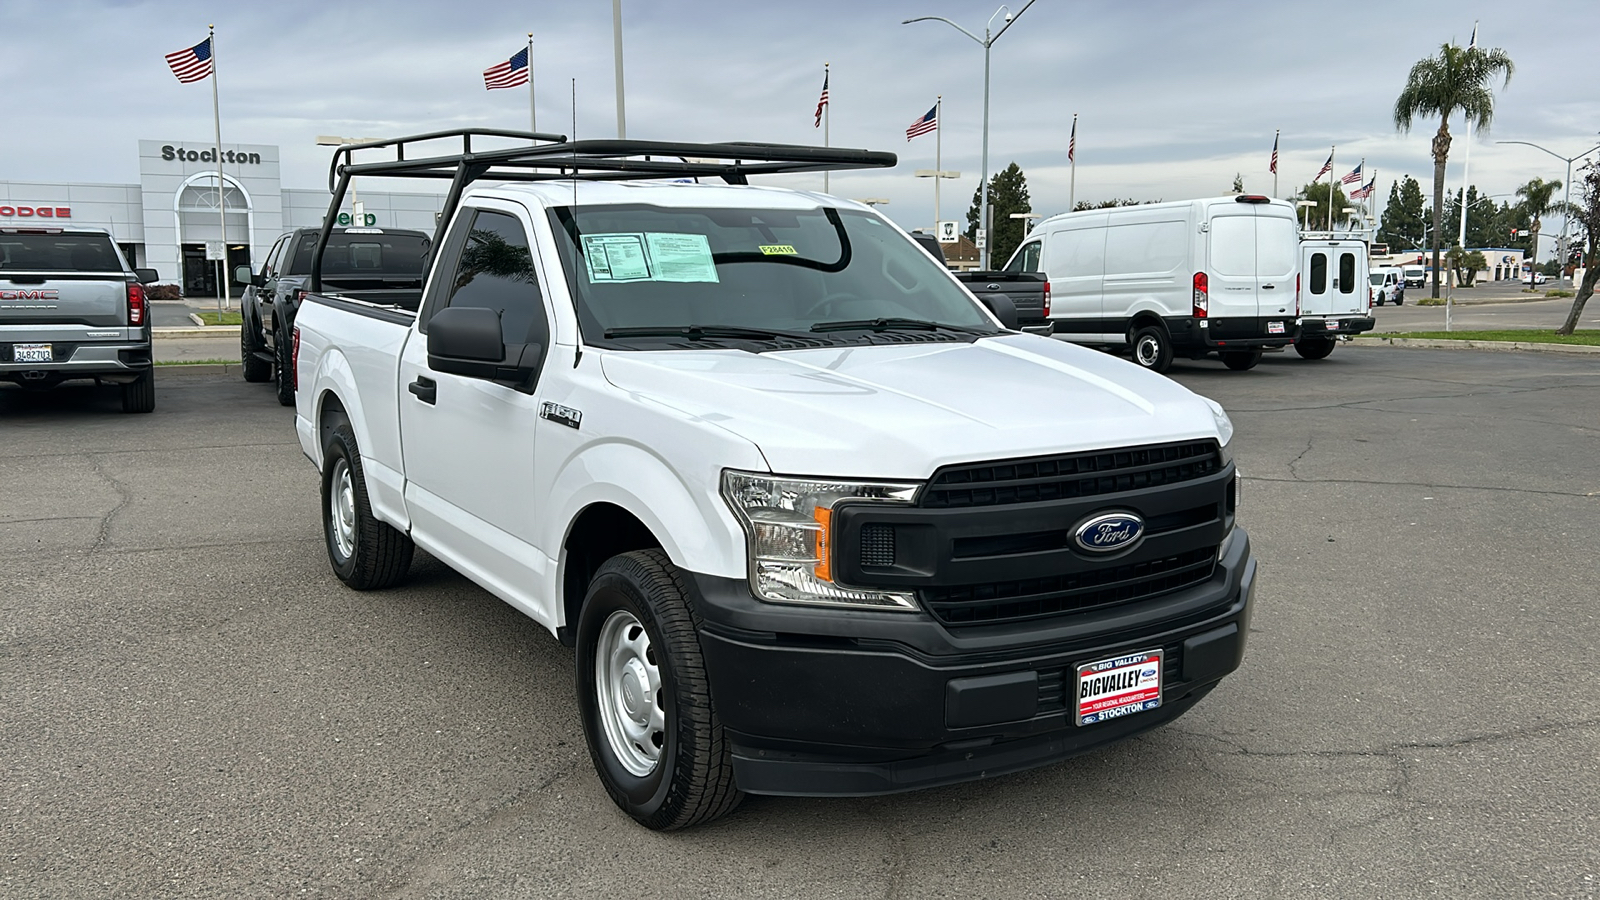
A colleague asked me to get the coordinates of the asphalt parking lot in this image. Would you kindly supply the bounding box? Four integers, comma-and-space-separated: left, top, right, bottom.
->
4, 347, 1599, 899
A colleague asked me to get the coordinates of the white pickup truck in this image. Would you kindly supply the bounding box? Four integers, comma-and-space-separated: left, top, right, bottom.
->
291, 133, 1257, 830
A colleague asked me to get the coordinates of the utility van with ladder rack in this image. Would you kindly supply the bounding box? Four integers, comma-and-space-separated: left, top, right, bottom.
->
289, 131, 1257, 830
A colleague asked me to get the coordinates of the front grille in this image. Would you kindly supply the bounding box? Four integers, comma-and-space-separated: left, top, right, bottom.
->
921, 440, 1222, 509
860, 524, 895, 566
921, 546, 1218, 626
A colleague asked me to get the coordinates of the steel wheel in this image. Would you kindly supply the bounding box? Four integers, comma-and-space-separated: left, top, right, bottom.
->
596, 609, 665, 777
329, 457, 356, 562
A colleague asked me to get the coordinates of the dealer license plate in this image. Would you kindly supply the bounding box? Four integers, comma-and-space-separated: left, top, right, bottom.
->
13, 343, 53, 363
1267, 321, 1286, 335
1327, 320, 1340, 331
1076, 650, 1163, 726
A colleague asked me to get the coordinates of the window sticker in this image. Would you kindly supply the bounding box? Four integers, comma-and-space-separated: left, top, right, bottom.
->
644, 232, 719, 283
759, 244, 797, 255
582, 233, 652, 282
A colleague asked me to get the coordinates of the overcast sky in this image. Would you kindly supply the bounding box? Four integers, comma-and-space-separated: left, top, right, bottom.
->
4, 0, 1597, 241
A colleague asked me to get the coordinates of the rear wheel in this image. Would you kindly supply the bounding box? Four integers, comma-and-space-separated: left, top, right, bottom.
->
1294, 338, 1336, 360
241, 312, 271, 383
120, 370, 155, 413
321, 422, 414, 589
274, 326, 295, 406
1221, 349, 1262, 371
1130, 325, 1173, 373
1393, 294, 1404, 305
577, 549, 742, 830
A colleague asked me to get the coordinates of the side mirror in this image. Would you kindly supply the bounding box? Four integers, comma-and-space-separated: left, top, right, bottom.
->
233, 265, 255, 286
978, 293, 1019, 330
428, 306, 543, 390
134, 268, 160, 284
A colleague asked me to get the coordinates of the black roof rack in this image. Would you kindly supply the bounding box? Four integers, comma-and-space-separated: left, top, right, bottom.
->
311, 128, 897, 292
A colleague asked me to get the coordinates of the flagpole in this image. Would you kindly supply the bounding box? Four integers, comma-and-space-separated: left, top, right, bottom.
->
1069, 113, 1077, 211
822, 62, 830, 195
1326, 145, 1335, 232
934, 96, 942, 230
208, 24, 230, 318
1273, 129, 1279, 198
527, 33, 537, 135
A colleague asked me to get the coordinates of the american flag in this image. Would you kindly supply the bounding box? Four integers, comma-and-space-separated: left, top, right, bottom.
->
814, 70, 829, 128
1341, 163, 1363, 185
1315, 151, 1333, 181
1269, 133, 1278, 174
1068, 117, 1076, 163
905, 104, 937, 141
483, 47, 530, 90
1349, 176, 1376, 200
164, 37, 213, 84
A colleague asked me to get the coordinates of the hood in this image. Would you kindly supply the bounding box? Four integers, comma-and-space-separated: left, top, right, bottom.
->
599, 334, 1221, 479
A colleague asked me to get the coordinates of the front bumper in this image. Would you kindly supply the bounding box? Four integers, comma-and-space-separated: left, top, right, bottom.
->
1299, 316, 1374, 337
686, 528, 1256, 797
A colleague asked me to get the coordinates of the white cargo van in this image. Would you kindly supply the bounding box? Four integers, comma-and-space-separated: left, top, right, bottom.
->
1003, 195, 1301, 372
1294, 235, 1376, 359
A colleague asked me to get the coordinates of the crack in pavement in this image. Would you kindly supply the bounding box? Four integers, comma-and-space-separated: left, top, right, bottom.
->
1172, 715, 1600, 762
87, 455, 132, 554
5, 440, 301, 461
1286, 435, 1315, 481
1246, 474, 1595, 499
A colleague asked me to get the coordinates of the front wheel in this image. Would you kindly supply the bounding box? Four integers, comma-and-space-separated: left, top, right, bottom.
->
577, 549, 742, 830
321, 422, 414, 590
241, 313, 271, 383
1221, 349, 1262, 371
1294, 338, 1336, 360
274, 326, 295, 406
1129, 325, 1173, 373
1374, 292, 1386, 306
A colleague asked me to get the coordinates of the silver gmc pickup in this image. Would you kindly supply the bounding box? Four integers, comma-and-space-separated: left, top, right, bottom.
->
0, 226, 160, 412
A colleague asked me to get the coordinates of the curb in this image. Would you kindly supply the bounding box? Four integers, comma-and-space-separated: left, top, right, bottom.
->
154, 326, 239, 337
153, 363, 239, 377
1352, 337, 1600, 355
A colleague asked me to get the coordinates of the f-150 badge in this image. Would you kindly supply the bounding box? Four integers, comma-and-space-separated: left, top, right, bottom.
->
540, 402, 582, 430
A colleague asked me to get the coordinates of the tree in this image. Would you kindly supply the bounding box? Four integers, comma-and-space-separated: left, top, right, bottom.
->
965, 162, 1031, 268
1231, 173, 1245, 194
1293, 181, 1353, 231
1514, 177, 1563, 285
1378, 175, 1426, 249
1446, 246, 1488, 286
1072, 198, 1151, 211
1557, 160, 1600, 335
1394, 41, 1514, 298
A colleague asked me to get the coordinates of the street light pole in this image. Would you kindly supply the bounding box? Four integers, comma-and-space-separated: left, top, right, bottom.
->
903, 0, 1036, 270
1496, 139, 1600, 288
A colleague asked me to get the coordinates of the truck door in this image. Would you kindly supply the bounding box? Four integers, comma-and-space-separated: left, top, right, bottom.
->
1254, 213, 1298, 323
1304, 246, 1330, 316
1205, 213, 1259, 324
1040, 216, 1105, 340
398, 202, 554, 619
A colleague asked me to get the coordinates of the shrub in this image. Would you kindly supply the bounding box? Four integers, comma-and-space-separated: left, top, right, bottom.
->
147, 283, 182, 301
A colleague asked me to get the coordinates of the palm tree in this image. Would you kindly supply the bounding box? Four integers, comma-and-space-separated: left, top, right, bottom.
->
1394, 42, 1514, 298
1515, 177, 1562, 286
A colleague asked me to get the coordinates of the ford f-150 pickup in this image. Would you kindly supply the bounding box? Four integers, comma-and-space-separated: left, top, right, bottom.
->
1, 226, 160, 412
290, 132, 1256, 830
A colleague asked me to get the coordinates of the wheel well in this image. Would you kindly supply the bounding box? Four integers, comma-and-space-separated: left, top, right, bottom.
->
561, 503, 663, 644
1128, 312, 1166, 341
318, 393, 348, 453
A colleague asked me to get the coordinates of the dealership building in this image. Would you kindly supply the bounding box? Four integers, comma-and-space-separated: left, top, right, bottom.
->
1, 140, 445, 297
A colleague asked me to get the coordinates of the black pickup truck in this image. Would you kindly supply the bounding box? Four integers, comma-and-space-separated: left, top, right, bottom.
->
237, 226, 429, 404
909, 232, 1050, 334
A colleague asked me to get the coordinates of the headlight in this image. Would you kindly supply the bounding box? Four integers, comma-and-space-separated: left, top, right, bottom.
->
721, 470, 921, 610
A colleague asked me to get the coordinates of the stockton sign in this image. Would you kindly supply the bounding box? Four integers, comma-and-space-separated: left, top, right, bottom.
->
0, 205, 71, 218
161, 144, 263, 165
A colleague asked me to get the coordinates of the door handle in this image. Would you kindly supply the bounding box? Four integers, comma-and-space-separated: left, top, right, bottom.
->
1261, 284, 1276, 290
408, 376, 437, 405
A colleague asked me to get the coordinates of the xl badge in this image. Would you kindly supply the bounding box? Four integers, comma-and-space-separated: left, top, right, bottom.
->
540, 402, 582, 430
1073, 511, 1144, 553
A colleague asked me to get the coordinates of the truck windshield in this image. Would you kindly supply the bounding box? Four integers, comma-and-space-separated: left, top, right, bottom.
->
0, 233, 122, 272
548, 205, 996, 345
289, 231, 430, 278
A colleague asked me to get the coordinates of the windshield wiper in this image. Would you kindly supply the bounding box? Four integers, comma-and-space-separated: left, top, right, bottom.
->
603, 324, 816, 341
809, 317, 989, 334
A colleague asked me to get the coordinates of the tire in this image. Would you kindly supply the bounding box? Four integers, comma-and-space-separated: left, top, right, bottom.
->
241, 311, 271, 383
120, 369, 155, 414
576, 549, 742, 831
321, 422, 414, 590
1129, 325, 1173, 374
1294, 337, 1336, 360
274, 326, 295, 406
1221, 349, 1262, 371
1374, 292, 1385, 306
1393, 295, 1404, 305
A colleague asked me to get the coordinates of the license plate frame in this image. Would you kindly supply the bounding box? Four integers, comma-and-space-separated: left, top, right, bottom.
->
1075, 649, 1163, 726
13, 343, 53, 363
1267, 321, 1286, 335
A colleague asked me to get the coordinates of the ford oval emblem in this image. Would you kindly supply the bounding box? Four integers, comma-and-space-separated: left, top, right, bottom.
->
1073, 511, 1145, 553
